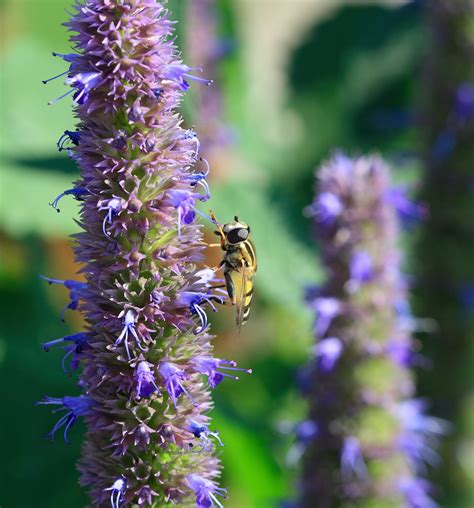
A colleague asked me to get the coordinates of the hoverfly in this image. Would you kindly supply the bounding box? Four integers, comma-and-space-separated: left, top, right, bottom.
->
209, 211, 257, 329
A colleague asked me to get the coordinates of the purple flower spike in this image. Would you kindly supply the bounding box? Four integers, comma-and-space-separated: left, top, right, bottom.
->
38, 2, 225, 505
186, 474, 227, 508
134, 361, 160, 398
36, 395, 94, 443
105, 478, 126, 508
315, 337, 343, 373
191, 356, 252, 388
301, 154, 442, 506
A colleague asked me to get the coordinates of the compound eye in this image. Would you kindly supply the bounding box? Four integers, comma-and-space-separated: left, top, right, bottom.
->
223, 224, 231, 233
227, 228, 248, 244
237, 228, 249, 240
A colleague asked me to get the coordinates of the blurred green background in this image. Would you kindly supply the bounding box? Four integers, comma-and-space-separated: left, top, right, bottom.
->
0, 0, 472, 507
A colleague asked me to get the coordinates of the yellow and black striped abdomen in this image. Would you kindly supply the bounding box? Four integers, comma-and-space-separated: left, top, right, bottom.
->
231, 240, 256, 327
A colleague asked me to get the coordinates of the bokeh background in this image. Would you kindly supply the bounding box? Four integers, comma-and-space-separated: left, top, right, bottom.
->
1, 0, 473, 507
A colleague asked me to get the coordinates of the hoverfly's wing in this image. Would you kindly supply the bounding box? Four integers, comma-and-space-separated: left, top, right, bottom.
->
233, 260, 253, 333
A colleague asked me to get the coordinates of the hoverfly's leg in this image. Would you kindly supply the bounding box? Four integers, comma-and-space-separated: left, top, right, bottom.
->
224, 270, 236, 305
207, 243, 222, 248
209, 210, 226, 238
211, 259, 226, 273
208, 210, 227, 250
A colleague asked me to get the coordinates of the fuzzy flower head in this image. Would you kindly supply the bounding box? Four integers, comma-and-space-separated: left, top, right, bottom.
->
301, 153, 440, 507
37, 1, 226, 506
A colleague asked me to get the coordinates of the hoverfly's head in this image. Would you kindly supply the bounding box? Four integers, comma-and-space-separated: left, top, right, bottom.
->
223, 216, 250, 244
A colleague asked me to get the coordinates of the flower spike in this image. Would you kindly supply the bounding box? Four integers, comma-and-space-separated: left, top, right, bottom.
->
38, 2, 228, 505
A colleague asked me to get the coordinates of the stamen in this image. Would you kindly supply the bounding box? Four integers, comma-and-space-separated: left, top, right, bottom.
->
193, 206, 214, 224
42, 70, 69, 84
48, 88, 74, 106
184, 73, 213, 86
57, 130, 81, 151
49, 187, 87, 213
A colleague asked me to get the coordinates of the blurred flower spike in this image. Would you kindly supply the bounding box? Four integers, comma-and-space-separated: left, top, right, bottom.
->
35, 1, 244, 505
300, 153, 443, 506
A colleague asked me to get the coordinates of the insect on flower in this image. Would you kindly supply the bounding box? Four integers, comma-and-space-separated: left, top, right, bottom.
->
209, 211, 257, 330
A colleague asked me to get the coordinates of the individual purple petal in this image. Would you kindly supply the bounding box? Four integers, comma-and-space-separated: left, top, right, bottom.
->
134, 361, 160, 398
36, 395, 94, 443
305, 191, 343, 226
295, 420, 318, 444
348, 250, 374, 289
190, 356, 251, 388
315, 337, 343, 373
49, 187, 88, 213
187, 419, 224, 452
105, 478, 127, 508
159, 362, 197, 407
454, 83, 474, 121
42, 332, 89, 372
186, 474, 227, 508
311, 297, 341, 338
341, 437, 367, 481
40, 276, 87, 319
398, 478, 438, 508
